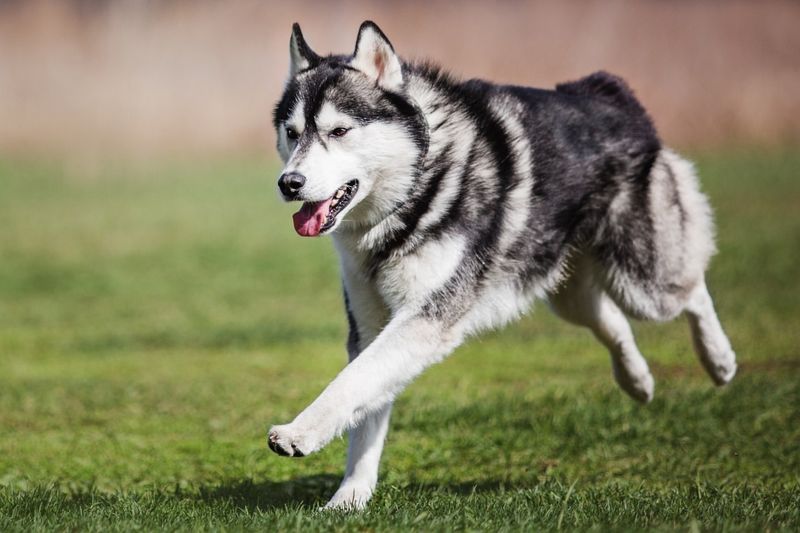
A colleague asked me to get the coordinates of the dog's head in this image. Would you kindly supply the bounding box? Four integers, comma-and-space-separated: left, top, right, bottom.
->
273, 21, 427, 237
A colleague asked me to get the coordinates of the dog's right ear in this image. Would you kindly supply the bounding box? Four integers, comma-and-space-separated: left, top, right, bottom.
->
289, 23, 320, 76
351, 21, 403, 91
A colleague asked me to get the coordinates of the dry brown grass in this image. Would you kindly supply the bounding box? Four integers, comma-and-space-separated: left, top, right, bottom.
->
1, 0, 798, 158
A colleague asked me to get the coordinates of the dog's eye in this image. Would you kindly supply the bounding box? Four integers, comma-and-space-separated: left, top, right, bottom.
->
286, 127, 299, 141
330, 127, 349, 138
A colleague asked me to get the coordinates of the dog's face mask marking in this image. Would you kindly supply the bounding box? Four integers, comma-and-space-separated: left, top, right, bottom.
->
273, 22, 426, 237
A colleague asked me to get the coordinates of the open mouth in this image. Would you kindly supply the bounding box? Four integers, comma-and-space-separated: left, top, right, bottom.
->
292, 180, 359, 237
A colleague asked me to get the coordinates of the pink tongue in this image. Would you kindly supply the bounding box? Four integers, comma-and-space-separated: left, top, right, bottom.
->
292, 198, 333, 237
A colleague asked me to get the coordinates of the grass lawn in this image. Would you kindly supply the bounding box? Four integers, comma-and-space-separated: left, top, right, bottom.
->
0, 150, 798, 531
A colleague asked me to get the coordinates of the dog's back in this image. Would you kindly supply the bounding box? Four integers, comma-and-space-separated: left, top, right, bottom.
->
421, 68, 711, 319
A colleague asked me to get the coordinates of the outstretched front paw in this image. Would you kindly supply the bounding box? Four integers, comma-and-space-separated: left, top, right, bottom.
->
267, 424, 319, 457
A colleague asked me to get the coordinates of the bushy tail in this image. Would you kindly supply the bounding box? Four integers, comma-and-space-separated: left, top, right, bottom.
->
556, 70, 649, 116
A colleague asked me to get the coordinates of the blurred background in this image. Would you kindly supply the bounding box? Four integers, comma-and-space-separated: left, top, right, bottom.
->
1, 1, 799, 528
1, 0, 799, 159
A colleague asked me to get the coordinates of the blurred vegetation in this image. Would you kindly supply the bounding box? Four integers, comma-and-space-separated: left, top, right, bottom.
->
1, 0, 799, 157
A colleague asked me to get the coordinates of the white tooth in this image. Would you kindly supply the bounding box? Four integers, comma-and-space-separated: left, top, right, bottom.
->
331, 198, 339, 206
335, 190, 344, 199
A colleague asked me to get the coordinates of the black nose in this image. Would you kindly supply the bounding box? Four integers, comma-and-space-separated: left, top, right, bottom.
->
278, 172, 306, 197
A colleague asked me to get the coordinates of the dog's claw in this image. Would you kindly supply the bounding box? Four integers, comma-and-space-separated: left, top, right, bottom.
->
268, 428, 308, 457
268, 432, 291, 456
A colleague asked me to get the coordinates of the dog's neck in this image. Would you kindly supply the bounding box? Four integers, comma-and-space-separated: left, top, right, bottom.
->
333, 64, 468, 265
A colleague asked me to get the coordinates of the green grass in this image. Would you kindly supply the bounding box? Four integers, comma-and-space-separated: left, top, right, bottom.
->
0, 149, 799, 531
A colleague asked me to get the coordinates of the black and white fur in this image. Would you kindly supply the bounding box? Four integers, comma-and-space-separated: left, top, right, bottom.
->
268, 21, 737, 510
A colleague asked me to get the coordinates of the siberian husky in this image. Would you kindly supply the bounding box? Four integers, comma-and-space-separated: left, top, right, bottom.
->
267, 21, 737, 509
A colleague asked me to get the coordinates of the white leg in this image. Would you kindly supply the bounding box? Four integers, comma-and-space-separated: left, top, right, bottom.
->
548, 264, 655, 403
590, 293, 655, 403
327, 296, 393, 511
268, 313, 461, 457
325, 403, 392, 510
684, 281, 737, 385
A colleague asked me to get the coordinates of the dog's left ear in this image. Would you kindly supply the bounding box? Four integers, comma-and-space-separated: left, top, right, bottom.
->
289, 23, 320, 76
351, 21, 403, 91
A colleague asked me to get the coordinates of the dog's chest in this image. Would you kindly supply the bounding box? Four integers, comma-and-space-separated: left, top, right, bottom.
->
372, 235, 467, 311
335, 230, 467, 313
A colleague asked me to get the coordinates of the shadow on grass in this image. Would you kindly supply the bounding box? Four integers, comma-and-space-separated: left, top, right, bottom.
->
198, 474, 342, 511
198, 474, 541, 512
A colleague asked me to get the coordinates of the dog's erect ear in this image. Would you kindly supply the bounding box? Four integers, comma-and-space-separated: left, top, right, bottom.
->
351, 21, 403, 91
289, 23, 320, 76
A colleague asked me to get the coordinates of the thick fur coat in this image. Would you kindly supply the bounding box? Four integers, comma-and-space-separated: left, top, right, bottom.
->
267, 21, 737, 510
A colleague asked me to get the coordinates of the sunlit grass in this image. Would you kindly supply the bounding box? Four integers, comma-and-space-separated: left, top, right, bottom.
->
0, 150, 798, 530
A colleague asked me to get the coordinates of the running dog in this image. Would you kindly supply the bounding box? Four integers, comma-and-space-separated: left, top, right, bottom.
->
267, 21, 737, 509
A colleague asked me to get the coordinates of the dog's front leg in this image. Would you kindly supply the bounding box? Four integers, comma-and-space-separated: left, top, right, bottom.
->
325, 402, 393, 510
268, 312, 461, 458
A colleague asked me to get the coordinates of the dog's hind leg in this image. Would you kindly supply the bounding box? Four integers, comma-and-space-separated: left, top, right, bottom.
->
548, 258, 655, 403
684, 280, 737, 385
593, 149, 736, 387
